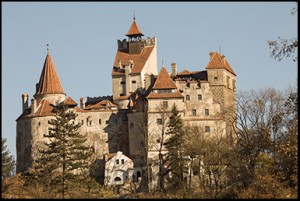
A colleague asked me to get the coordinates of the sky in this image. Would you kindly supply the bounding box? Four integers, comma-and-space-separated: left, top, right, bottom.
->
2, 2, 298, 161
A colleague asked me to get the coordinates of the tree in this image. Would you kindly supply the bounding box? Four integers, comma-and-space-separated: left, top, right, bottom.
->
33, 102, 93, 198
164, 104, 186, 190
268, 3, 298, 62
274, 88, 298, 191
1, 138, 15, 180
234, 87, 298, 198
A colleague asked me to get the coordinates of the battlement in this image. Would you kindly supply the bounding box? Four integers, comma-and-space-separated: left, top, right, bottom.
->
117, 37, 155, 53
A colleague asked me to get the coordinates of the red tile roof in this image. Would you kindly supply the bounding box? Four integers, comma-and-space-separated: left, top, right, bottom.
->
205, 52, 236, 76
113, 95, 129, 101
152, 66, 177, 89
177, 70, 190, 75
112, 46, 154, 75
85, 99, 118, 110
35, 52, 65, 96
126, 20, 144, 36
63, 96, 78, 106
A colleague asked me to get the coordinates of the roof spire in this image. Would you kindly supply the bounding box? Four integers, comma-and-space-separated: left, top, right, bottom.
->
133, 10, 136, 21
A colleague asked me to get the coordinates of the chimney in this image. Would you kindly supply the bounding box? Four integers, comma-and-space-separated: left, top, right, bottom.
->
31, 98, 36, 114
118, 59, 122, 68
80, 97, 85, 109
22, 93, 29, 112
209, 52, 215, 60
171, 63, 177, 77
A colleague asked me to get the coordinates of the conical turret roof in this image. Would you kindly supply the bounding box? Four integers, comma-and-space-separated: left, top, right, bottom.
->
35, 51, 65, 96
126, 18, 144, 37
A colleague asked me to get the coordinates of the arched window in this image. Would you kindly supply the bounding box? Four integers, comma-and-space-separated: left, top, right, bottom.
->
114, 177, 121, 181
137, 171, 141, 178
186, 95, 190, 101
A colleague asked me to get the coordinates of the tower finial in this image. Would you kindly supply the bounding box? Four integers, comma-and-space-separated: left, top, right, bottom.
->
133, 10, 136, 21
47, 43, 49, 52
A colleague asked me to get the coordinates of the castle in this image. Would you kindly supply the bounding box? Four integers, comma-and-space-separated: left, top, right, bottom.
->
16, 17, 236, 189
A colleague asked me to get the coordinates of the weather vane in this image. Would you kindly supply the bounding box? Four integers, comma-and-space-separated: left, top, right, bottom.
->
133, 10, 136, 21
47, 43, 49, 52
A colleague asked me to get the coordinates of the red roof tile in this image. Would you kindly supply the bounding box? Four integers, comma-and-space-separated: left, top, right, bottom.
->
205, 52, 236, 76
177, 70, 190, 75
112, 46, 154, 75
63, 96, 78, 106
85, 99, 118, 110
152, 66, 177, 89
35, 52, 65, 96
126, 20, 144, 36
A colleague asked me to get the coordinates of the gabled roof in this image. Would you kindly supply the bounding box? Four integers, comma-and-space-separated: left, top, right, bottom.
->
112, 46, 154, 75
152, 66, 177, 89
63, 96, 78, 106
147, 67, 183, 100
35, 51, 65, 96
85, 99, 118, 110
205, 52, 236, 76
177, 70, 190, 75
126, 19, 144, 37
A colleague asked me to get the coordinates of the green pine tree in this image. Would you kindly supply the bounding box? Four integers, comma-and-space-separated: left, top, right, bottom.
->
34, 102, 93, 198
1, 138, 15, 180
164, 104, 186, 190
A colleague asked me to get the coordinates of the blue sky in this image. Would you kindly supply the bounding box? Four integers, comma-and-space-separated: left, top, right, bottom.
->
2, 2, 297, 160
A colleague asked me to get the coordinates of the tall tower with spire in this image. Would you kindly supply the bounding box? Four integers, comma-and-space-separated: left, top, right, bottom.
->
16, 50, 67, 173
112, 16, 158, 108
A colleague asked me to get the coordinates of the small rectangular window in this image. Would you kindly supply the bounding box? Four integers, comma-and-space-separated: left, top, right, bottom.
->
205, 126, 210, 133
121, 159, 124, 164
99, 119, 102, 125
198, 94, 202, 100
163, 101, 168, 108
106, 120, 109, 124
157, 118, 163, 125
192, 109, 197, 116
116, 159, 119, 164
132, 80, 136, 84
227, 76, 230, 88
205, 109, 209, 116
